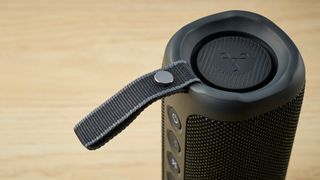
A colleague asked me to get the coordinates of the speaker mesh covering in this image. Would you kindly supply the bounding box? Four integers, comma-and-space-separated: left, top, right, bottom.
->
184, 89, 304, 180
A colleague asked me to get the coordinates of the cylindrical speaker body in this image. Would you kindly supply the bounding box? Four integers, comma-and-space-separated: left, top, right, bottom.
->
162, 11, 305, 180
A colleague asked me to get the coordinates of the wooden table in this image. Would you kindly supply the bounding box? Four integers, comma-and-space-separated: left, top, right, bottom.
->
0, 0, 319, 179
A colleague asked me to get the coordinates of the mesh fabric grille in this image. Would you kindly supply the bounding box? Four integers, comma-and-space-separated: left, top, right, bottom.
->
184, 89, 304, 180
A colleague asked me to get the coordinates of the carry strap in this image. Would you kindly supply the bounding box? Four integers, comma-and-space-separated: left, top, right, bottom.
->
74, 60, 200, 150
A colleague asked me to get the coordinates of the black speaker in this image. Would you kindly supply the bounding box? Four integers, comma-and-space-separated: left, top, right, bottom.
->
161, 11, 305, 180
74, 10, 305, 180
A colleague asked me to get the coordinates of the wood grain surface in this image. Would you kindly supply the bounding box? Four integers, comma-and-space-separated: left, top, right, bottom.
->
0, 0, 319, 179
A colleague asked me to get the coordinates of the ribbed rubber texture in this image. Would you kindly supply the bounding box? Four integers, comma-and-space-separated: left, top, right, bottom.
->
74, 60, 200, 150
196, 36, 273, 91
183, 88, 304, 180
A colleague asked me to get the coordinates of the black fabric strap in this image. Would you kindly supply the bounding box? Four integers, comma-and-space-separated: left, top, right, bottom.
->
74, 60, 200, 150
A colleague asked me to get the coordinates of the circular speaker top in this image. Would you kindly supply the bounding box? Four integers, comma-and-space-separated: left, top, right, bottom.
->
195, 36, 274, 91
163, 10, 305, 121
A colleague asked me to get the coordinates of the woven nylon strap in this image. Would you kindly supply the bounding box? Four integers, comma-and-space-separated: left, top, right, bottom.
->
74, 60, 200, 150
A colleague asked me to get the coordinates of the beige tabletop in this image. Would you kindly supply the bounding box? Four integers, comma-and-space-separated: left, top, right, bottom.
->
0, 0, 319, 179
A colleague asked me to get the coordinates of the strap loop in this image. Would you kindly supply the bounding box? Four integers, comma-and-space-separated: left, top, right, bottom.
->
74, 60, 200, 150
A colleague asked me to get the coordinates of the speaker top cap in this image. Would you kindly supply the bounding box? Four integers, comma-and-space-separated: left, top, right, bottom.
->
163, 10, 305, 120
195, 35, 274, 92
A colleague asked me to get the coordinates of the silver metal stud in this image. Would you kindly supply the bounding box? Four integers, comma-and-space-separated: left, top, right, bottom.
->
154, 70, 174, 86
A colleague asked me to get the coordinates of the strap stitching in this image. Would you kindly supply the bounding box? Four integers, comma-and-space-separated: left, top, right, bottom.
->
74, 60, 200, 149
84, 77, 199, 147
74, 60, 188, 129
